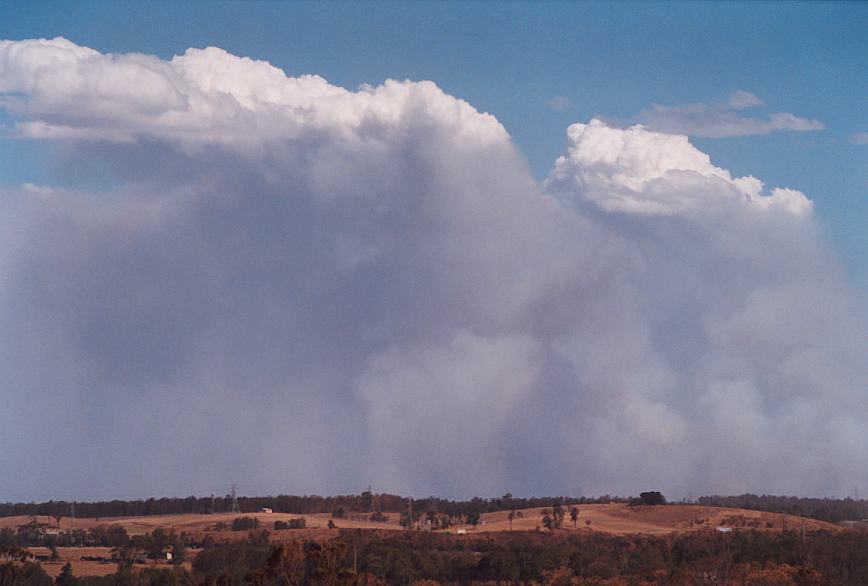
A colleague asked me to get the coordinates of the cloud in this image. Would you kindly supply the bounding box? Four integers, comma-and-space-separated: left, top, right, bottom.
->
0, 37, 508, 150
547, 95, 572, 111
728, 90, 763, 110
546, 119, 813, 216
636, 91, 825, 138
0, 38, 865, 500
852, 132, 868, 145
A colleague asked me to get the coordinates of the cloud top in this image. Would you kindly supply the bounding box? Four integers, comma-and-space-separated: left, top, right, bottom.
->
547, 119, 813, 216
0, 37, 508, 150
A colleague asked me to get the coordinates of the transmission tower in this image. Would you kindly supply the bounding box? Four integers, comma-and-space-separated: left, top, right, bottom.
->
230, 484, 240, 513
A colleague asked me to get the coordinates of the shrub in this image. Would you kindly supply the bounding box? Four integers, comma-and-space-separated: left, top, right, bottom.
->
231, 517, 259, 531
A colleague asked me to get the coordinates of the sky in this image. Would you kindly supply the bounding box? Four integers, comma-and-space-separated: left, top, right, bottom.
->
0, 2, 866, 502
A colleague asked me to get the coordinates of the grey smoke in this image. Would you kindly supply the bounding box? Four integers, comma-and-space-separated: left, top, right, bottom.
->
0, 39, 865, 500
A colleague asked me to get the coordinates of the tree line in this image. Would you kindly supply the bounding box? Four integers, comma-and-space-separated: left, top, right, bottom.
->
698, 494, 868, 523
0, 492, 617, 521
6, 527, 868, 585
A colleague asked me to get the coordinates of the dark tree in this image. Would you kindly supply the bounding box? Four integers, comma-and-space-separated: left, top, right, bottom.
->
639, 491, 666, 506
55, 563, 79, 586
232, 517, 260, 531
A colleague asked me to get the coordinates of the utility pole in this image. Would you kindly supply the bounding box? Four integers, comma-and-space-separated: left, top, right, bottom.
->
407, 497, 413, 531
231, 485, 240, 514
211, 494, 215, 515
70, 502, 75, 532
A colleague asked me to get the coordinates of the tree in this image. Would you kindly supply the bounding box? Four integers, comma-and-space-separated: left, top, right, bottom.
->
552, 505, 565, 528
170, 537, 187, 565
89, 525, 129, 548
146, 528, 170, 564
248, 542, 305, 586
466, 512, 481, 527
369, 511, 388, 523
111, 542, 142, 568
639, 491, 666, 506
541, 507, 563, 530
232, 516, 260, 531
55, 563, 79, 586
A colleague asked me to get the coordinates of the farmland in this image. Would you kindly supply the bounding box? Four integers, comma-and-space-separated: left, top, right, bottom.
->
2, 502, 864, 585
1, 502, 840, 540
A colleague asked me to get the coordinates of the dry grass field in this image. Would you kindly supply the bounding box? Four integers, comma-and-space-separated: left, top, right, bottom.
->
24, 547, 192, 578
465, 503, 840, 535
6, 504, 840, 577
2, 511, 404, 536
3, 503, 840, 542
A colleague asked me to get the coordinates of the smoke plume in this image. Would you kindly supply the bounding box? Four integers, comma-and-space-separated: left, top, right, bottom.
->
1, 38, 865, 500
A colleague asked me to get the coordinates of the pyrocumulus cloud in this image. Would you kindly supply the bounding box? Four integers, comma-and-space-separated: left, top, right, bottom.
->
0, 38, 865, 500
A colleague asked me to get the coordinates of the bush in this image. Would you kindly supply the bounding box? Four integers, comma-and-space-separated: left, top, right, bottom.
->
231, 517, 260, 531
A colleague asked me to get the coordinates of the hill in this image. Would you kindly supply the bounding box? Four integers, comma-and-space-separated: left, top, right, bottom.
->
0, 503, 840, 539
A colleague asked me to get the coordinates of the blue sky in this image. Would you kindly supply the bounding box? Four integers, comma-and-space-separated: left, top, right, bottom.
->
1, 1, 866, 289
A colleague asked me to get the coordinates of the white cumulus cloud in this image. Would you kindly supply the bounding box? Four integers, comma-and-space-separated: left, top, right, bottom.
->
546, 118, 813, 216
0, 37, 508, 151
